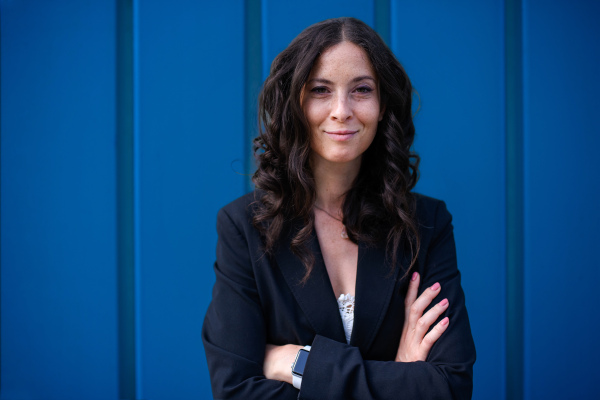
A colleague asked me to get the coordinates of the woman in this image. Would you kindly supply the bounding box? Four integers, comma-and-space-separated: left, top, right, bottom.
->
203, 17, 475, 400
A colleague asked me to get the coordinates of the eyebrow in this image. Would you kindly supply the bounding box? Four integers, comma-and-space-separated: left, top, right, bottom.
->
307, 75, 376, 85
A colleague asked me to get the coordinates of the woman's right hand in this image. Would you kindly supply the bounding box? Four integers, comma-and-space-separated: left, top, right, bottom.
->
395, 272, 450, 362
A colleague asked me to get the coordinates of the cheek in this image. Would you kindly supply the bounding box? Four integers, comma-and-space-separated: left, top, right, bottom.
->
303, 103, 319, 145
363, 130, 377, 150
305, 103, 327, 128
356, 99, 383, 123
361, 108, 380, 146
308, 123, 322, 151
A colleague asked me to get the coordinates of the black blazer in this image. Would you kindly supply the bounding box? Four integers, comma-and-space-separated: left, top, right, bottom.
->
202, 191, 475, 400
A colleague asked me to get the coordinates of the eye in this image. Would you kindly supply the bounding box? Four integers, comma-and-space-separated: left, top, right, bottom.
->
310, 86, 329, 94
355, 85, 373, 94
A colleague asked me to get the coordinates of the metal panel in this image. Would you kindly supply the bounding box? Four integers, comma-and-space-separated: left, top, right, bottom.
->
136, 1, 245, 398
523, 0, 600, 398
0, 1, 118, 399
3, 1, 597, 399
262, 0, 375, 79
391, 1, 507, 399
505, 1, 524, 399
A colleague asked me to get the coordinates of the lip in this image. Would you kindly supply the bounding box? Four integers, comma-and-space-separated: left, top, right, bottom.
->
326, 130, 358, 134
325, 130, 358, 141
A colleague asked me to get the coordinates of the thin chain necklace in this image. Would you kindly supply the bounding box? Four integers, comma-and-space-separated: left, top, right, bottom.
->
313, 203, 349, 239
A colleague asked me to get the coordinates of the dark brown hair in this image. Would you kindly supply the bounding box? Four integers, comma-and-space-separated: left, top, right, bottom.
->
252, 17, 420, 281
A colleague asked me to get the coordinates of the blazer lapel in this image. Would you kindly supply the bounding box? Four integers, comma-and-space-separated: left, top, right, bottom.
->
350, 242, 403, 354
274, 222, 347, 343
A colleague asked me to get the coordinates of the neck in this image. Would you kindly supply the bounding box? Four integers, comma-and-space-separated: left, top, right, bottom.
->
312, 156, 361, 212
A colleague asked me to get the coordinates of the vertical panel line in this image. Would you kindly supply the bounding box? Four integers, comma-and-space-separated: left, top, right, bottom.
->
505, 0, 524, 399
374, 0, 391, 46
116, 0, 137, 399
260, 0, 269, 82
244, 0, 263, 192
132, 0, 143, 397
0, 5, 3, 392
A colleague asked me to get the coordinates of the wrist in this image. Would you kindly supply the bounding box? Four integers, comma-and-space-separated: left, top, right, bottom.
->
267, 344, 301, 384
291, 345, 311, 389
283, 345, 303, 383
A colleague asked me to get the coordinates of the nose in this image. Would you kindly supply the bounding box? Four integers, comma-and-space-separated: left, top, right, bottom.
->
330, 94, 352, 122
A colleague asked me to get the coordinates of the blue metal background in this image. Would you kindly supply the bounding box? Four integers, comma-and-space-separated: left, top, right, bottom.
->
1, 1, 598, 399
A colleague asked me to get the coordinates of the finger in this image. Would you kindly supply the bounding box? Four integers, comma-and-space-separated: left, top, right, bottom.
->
413, 298, 449, 339
407, 282, 442, 330
401, 272, 420, 338
420, 317, 450, 355
404, 272, 420, 311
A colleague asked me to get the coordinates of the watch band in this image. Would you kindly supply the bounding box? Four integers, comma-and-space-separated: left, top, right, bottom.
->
292, 372, 303, 390
291, 345, 311, 389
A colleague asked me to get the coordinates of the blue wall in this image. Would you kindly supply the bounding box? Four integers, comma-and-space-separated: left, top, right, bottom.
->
1, 1, 598, 399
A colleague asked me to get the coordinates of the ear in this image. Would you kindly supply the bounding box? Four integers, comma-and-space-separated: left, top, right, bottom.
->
378, 104, 386, 121
299, 84, 306, 107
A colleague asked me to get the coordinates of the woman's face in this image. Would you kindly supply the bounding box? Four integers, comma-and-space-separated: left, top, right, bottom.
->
302, 41, 383, 169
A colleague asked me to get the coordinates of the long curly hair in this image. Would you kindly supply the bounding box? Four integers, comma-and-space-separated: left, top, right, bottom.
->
252, 17, 420, 282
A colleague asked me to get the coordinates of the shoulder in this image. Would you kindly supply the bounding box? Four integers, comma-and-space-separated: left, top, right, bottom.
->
413, 192, 452, 222
412, 192, 453, 242
217, 190, 264, 234
219, 190, 261, 218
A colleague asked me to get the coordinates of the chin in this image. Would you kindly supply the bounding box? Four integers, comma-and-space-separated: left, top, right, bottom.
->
323, 154, 361, 165
310, 146, 365, 167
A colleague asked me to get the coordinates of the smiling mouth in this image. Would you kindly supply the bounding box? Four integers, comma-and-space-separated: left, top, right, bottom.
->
324, 130, 358, 141
325, 130, 358, 135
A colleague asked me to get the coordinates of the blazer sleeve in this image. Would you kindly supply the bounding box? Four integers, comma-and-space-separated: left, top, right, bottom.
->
202, 207, 299, 400
298, 200, 476, 400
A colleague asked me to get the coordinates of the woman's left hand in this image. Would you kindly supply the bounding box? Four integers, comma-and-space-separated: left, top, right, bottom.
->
263, 344, 303, 384
395, 272, 450, 362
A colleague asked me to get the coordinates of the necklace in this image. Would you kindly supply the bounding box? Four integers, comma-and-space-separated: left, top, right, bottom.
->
313, 203, 349, 239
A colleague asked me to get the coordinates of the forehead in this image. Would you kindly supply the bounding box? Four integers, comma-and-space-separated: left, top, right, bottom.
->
309, 41, 376, 80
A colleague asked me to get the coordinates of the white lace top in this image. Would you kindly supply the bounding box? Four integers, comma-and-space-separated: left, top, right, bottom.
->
337, 293, 355, 344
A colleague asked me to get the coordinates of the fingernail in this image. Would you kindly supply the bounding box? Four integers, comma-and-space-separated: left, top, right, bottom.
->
430, 282, 440, 291
411, 272, 418, 281
439, 298, 448, 307
441, 317, 449, 326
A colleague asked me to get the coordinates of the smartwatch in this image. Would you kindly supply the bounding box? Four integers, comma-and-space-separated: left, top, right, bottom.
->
291, 345, 311, 389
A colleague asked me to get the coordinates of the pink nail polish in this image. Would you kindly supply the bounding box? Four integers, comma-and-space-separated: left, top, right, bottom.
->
411, 272, 418, 281
441, 317, 449, 326
430, 282, 440, 291
439, 298, 448, 307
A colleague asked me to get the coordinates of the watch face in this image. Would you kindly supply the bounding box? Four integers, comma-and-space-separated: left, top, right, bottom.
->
292, 349, 309, 376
